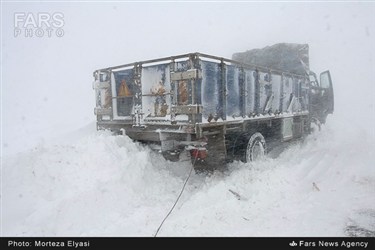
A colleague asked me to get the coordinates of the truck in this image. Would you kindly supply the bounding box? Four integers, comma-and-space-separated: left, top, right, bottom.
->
93, 43, 334, 171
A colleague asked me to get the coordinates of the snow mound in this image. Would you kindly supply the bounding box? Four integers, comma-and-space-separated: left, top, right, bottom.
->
2, 118, 375, 236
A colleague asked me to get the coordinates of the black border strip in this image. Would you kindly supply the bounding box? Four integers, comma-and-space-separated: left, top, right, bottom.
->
1, 237, 374, 249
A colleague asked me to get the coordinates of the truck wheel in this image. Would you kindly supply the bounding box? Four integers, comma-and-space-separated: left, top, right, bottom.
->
246, 132, 266, 162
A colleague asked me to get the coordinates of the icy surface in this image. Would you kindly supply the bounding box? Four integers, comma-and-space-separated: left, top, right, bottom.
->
2, 116, 374, 236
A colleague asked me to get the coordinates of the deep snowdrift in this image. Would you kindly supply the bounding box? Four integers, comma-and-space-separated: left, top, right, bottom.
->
2, 116, 374, 236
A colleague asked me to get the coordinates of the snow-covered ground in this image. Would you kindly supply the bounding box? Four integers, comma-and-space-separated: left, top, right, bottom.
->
2, 2, 375, 237
2, 114, 374, 236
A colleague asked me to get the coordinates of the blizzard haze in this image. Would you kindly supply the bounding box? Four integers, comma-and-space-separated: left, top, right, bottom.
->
1, 2, 375, 237
2, 2, 375, 153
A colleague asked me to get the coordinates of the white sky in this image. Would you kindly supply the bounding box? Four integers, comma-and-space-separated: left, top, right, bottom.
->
1, 1, 375, 154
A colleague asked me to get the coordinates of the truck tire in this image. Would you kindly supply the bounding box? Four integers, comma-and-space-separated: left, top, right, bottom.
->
245, 132, 266, 162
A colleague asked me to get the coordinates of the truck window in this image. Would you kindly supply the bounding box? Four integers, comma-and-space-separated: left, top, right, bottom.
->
320, 71, 331, 89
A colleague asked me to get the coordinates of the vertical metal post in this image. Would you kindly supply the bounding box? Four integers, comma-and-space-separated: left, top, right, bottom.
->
189, 55, 195, 106
280, 74, 284, 112
107, 70, 113, 121
254, 69, 260, 115
169, 59, 176, 106
188, 54, 201, 124
220, 60, 227, 120
194, 55, 202, 123
133, 63, 143, 126
239, 67, 245, 117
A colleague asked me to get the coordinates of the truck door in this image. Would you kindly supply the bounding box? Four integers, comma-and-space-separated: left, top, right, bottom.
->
320, 70, 334, 115
310, 70, 334, 124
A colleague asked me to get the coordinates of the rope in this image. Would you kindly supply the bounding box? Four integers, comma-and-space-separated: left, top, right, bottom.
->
154, 153, 198, 237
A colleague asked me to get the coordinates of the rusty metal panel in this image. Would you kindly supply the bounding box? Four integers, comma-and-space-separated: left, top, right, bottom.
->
171, 105, 203, 114
94, 107, 112, 116
93, 81, 110, 89
170, 69, 201, 81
